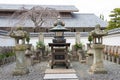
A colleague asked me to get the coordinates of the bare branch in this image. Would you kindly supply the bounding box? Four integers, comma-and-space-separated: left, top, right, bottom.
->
9, 6, 59, 32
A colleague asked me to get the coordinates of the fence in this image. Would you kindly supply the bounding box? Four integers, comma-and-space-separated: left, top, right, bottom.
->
0, 46, 16, 66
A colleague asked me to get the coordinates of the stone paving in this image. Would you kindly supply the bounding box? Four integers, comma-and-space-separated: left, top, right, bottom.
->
0, 60, 120, 80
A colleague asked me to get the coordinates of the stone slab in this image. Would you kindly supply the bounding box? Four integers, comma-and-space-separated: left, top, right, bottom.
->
43, 74, 78, 80
45, 69, 76, 74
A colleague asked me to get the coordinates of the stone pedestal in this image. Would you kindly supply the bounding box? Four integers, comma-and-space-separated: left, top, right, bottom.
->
89, 44, 107, 74
13, 45, 29, 75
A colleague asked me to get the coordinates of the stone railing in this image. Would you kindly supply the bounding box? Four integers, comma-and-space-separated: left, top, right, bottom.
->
0, 46, 14, 54
103, 45, 120, 64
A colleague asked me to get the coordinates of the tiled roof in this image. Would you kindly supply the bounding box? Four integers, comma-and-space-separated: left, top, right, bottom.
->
64, 13, 107, 28
108, 28, 120, 34
0, 4, 79, 12
0, 13, 107, 28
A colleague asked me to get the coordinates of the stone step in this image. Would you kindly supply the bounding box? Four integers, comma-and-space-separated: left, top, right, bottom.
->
43, 74, 78, 80
45, 69, 76, 74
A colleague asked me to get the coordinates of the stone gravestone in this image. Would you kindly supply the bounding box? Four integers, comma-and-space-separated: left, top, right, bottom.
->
89, 24, 107, 74
72, 32, 81, 61
75, 32, 80, 44
38, 32, 45, 58
39, 32, 44, 42
9, 27, 29, 75
75, 32, 86, 63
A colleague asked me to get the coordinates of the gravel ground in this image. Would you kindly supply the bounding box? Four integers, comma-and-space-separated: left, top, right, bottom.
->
73, 60, 120, 80
0, 60, 120, 80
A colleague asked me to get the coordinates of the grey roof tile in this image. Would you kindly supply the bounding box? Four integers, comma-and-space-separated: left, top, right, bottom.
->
0, 13, 107, 28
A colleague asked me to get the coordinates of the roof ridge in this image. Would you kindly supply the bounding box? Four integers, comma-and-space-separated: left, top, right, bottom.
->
0, 3, 76, 7
72, 13, 95, 15
0, 4, 79, 12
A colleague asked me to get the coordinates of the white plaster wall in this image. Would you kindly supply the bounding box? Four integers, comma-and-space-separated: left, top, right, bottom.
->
103, 34, 120, 46
0, 34, 120, 49
0, 36, 15, 46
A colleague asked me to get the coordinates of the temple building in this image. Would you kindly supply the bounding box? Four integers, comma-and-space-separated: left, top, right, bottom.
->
0, 4, 107, 33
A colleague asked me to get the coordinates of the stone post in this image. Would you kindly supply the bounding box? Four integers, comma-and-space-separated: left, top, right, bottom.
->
13, 44, 29, 75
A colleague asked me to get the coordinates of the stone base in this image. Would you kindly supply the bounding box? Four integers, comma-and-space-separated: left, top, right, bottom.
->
89, 65, 107, 74
80, 59, 86, 63
89, 68, 107, 74
86, 56, 93, 66
13, 68, 29, 76
48, 60, 71, 69
71, 55, 79, 61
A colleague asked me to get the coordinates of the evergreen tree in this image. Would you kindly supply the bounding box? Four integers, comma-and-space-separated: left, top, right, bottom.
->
107, 8, 120, 30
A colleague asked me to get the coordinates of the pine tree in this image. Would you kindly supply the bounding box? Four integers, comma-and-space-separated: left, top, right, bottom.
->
107, 8, 120, 30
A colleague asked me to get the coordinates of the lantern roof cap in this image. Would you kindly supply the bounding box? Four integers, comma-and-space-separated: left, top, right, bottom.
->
49, 16, 69, 32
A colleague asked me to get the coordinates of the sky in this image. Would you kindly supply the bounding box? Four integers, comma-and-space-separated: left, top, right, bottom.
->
0, 0, 120, 21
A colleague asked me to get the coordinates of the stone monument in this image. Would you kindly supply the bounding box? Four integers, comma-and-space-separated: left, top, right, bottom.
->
39, 32, 44, 43
89, 24, 107, 74
9, 27, 29, 75
75, 32, 80, 44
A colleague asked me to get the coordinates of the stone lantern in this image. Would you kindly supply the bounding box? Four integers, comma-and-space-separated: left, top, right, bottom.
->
9, 27, 29, 75
89, 24, 107, 74
48, 16, 70, 69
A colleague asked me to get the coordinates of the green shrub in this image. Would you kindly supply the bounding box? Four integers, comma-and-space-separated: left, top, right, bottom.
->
74, 43, 83, 50
36, 41, 45, 49
0, 54, 6, 59
88, 35, 93, 44
26, 35, 30, 44
0, 52, 15, 59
